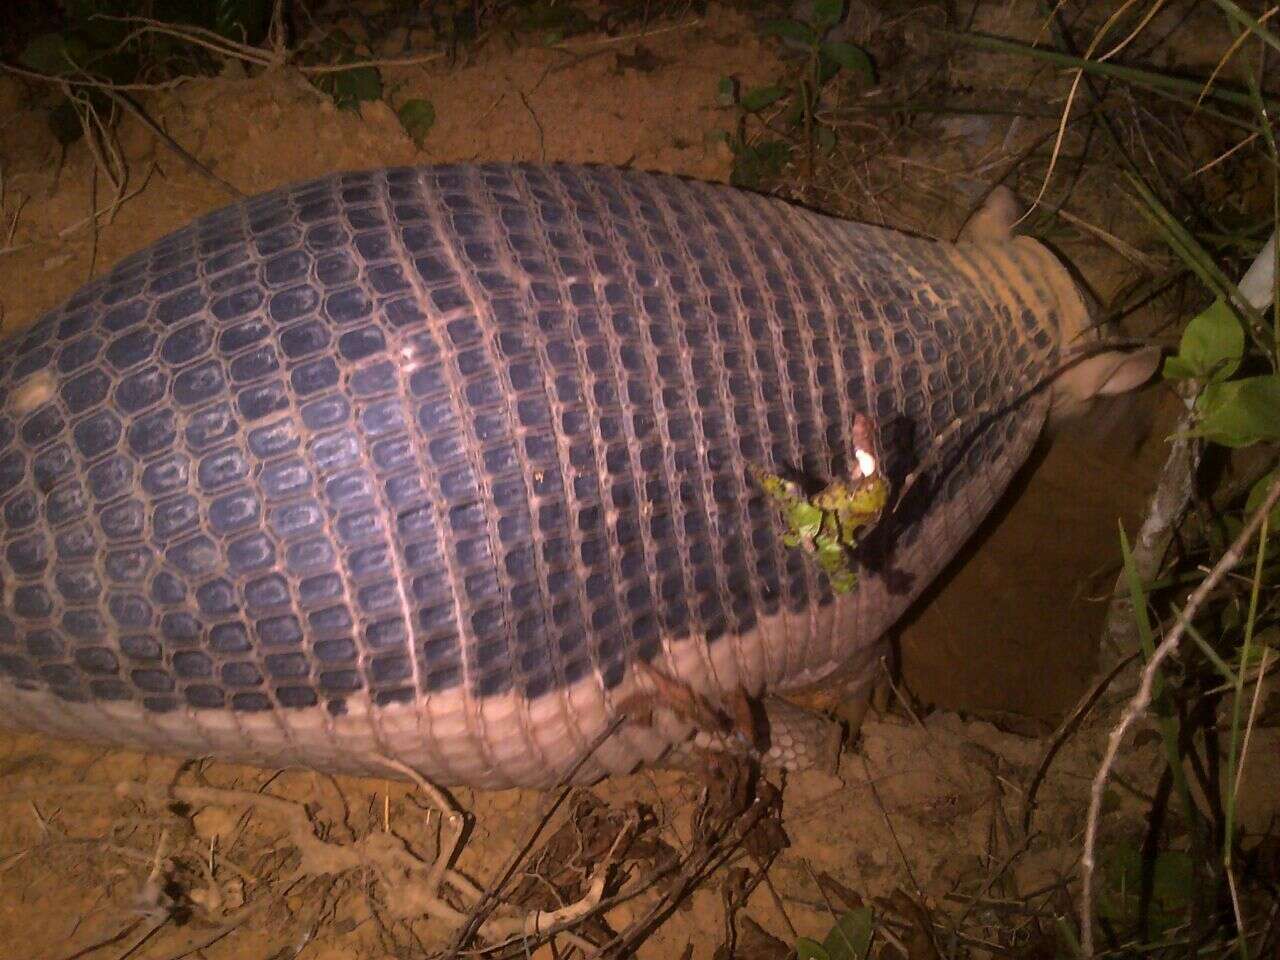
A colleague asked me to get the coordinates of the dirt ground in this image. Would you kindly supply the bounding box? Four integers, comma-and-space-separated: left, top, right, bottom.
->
0, 2, 1273, 958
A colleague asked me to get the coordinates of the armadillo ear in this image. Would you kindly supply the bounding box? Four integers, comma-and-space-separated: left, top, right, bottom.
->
1074, 346, 1162, 398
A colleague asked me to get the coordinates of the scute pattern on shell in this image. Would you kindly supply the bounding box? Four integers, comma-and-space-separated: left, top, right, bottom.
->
0, 164, 1060, 783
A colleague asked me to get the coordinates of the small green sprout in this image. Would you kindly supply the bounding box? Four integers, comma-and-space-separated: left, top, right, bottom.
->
754, 417, 889, 594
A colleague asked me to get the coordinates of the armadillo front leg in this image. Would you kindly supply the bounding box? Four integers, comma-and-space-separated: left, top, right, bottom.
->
665, 697, 845, 774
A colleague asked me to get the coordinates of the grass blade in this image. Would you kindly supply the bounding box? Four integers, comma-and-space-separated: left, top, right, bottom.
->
1119, 526, 1203, 839
1209, 0, 1280, 59
946, 31, 1280, 113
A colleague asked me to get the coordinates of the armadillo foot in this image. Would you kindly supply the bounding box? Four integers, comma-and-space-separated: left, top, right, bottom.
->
830, 672, 893, 746
667, 696, 844, 775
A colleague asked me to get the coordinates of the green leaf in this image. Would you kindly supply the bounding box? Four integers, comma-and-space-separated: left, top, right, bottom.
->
397, 98, 436, 146
816, 54, 842, 83
514, 1, 593, 39
781, 96, 806, 127
19, 33, 91, 76
730, 139, 791, 189
1164, 298, 1244, 382
789, 502, 824, 541
822, 907, 874, 960
820, 41, 874, 81
795, 937, 831, 960
1098, 846, 1193, 936
1194, 375, 1280, 447
1162, 355, 1197, 380
762, 19, 816, 45
1245, 471, 1280, 531
328, 65, 382, 110
817, 538, 846, 565
810, 0, 844, 30
829, 568, 858, 593
716, 75, 737, 107
740, 84, 787, 112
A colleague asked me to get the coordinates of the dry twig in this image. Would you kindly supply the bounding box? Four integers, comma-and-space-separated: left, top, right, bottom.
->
1080, 473, 1280, 956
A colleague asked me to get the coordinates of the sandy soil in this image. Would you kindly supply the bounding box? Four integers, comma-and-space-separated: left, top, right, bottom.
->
0, 3, 1270, 958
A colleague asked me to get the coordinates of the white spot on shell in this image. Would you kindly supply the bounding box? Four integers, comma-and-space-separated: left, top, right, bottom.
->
854, 447, 877, 477
11, 370, 57, 416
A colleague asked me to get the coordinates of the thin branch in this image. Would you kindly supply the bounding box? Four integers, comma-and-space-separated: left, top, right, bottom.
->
0, 61, 190, 92
1097, 399, 1200, 668
103, 90, 243, 199
1080, 473, 1280, 956
1022, 651, 1139, 833
441, 716, 625, 956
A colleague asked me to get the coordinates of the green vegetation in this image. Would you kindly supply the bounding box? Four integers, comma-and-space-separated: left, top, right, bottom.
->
12, 0, 428, 145
723, 1, 1280, 954
753, 440, 888, 595
18, 0, 271, 144
716, 0, 874, 189
796, 906, 875, 960
971, 7, 1280, 957
396, 97, 436, 147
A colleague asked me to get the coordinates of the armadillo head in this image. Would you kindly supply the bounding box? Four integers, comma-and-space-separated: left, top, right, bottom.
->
1021, 238, 1161, 424
960, 187, 1160, 424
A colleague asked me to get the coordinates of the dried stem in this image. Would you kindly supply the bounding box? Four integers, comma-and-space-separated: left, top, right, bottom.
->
442, 716, 625, 956
1079, 473, 1280, 956
1097, 398, 1200, 669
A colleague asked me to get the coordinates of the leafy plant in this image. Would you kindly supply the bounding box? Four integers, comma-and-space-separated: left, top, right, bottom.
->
1103, 69, 1280, 960
509, 0, 594, 45
717, 0, 874, 189
1100, 158, 1279, 960
754, 415, 888, 594
795, 907, 874, 960
1194, 375, 1280, 447
961, 10, 1280, 957
18, 0, 271, 144
1161, 299, 1244, 383
1139, 179, 1280, 451
307, 29, 384, 111
762, 1, 874, 86
1097, 845, 1195, 940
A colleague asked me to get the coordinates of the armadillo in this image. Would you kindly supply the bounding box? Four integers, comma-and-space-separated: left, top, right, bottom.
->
0, 164, 1152, 788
